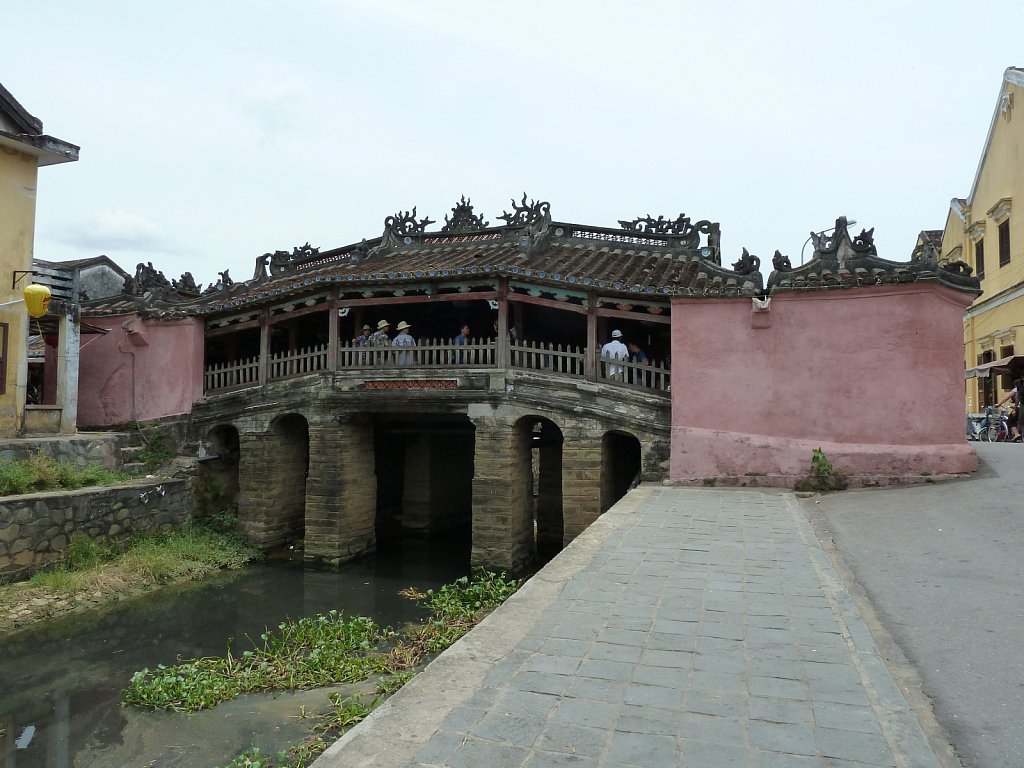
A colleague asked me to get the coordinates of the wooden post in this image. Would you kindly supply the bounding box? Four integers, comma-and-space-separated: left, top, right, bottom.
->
496, 278, 509, 368
258, 308, 270, 387
328, 289, 339, 372
585, 290, 598, 380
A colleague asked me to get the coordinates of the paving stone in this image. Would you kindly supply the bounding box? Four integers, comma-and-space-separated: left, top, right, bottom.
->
810, 701, 882, 734
622, 682, 683, 710
576, 658, 634, 682
523, 654, 582, 675
496, 690, 561, 720
606, 730, 677, 767
470, 712, 546, 747
683, 691, 746, 718
816, 726, 895, 765
747, 696, 813, 726
523, 750, 599, 767
552, 697, 618, 729
564, 676, 625, 703
681, 710, 746, 742
631, 664, 689, 688
748, 721, 817, 756
616, 703, 679, 736
680, 738, 753, 768
586, 641, 643, 663
446, 737, 530, 768
534, 722, 608, 758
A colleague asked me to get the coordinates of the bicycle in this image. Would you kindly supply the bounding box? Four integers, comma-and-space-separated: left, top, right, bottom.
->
984, 406, 1011, 442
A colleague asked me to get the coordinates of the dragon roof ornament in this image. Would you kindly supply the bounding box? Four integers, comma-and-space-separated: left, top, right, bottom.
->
442, 195, 488, 232
619, 213, 722, 252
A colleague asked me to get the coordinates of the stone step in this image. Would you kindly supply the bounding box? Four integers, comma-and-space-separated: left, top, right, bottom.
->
120, 461, 148, 476
120, 445, 145, 461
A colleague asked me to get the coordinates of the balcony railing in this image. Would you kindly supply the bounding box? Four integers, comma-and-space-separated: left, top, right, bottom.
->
204, 338, 670, 395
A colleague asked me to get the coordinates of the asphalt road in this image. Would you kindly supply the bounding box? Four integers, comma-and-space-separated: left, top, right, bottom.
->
807, 442, 1024, 768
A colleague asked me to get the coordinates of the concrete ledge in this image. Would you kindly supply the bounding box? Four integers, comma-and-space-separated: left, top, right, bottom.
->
664, 472, 969, 490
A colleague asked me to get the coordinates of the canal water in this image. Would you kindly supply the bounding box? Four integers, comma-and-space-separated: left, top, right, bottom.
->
0, 533, 472, 768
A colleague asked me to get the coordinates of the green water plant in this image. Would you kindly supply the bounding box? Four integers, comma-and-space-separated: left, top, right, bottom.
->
218, 694, 379, 768
124, 570, 522, 714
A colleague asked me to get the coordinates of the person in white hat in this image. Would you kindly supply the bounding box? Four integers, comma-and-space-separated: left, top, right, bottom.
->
369, 319, 391, 347
601, 329, 628, 379
391, 320, 416, 364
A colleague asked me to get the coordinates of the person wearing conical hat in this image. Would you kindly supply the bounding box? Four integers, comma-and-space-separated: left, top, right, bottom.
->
391, 320, 416, 364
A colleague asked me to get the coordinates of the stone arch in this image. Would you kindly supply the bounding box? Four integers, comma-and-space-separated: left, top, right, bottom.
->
515, 415, 564, 564
197, 424, 240, 516
601, 430, 642, 512
267, 412, 309, 547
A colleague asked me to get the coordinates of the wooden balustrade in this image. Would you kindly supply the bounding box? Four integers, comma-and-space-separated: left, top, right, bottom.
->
204, 337, 670, 394
268, 345, 329, 381
203, 355, 260, 392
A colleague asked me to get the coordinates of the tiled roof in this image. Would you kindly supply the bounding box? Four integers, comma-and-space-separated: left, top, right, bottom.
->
85, 216, 765, 319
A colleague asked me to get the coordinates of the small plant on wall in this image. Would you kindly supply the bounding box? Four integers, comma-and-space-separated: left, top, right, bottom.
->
794, 447, 848, 492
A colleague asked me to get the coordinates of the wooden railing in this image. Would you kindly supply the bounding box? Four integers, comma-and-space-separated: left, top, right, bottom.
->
268, 345, 329, 381
204, 355, 259, 392
204, 338, 670, 394
511, 341, 585, 377
598, 356, 671, 391
338, 338, 495, 369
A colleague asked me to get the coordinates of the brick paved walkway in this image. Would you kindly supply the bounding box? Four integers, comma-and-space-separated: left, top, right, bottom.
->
314, 487, 945, 768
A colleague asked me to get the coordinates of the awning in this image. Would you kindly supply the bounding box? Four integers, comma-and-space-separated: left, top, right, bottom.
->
965, 354, 1024, 379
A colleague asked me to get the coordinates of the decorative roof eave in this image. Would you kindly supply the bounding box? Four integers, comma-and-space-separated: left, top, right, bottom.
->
767, 216, 981, 296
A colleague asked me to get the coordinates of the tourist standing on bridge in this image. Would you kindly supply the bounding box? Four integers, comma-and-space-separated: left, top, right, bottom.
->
369, 320, 390, 346
392, 320, 416, 364
601, 329, 628, 379
369, 320, 391, 365
353, 324, 372, 346
628, 340, 648, 364
454, 323, 470, 364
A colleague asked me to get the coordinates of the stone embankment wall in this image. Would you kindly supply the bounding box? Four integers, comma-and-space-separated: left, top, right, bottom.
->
0, 479, 190, 581
0, 434, 126, 468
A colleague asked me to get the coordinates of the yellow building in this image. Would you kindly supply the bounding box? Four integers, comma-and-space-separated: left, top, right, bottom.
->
0, 83, 78, 435
943, 67, 1024, 411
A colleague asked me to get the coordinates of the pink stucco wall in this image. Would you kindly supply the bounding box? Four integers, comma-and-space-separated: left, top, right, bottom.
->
670, 283, 978, 481
78, 315, 204, 426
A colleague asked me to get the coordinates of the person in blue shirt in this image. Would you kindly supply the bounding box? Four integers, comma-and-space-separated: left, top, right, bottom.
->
628, 341, 648, 364
392, 320, 416, 364
454, 323, 470, 364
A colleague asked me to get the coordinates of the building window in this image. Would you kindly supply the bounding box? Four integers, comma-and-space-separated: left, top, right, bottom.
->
975, 239, 985, 279
999, 220, 1011, 267
1001, 344, 1015, 390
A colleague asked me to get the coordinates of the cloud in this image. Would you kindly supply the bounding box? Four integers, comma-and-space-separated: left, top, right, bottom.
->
53, 210, 178, 254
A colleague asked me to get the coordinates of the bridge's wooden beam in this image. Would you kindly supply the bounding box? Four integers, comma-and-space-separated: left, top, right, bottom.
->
338, 291, 499, 307
596, 306, 672, 325
207, 318, 260, 336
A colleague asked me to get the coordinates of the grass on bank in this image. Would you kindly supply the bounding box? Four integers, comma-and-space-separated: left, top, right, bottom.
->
0, 523, 261, 613
0, 452, 130, 496
121, 571, 523, 768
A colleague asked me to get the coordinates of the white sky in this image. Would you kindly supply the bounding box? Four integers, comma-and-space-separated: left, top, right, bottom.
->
4, 1, 1021, 289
